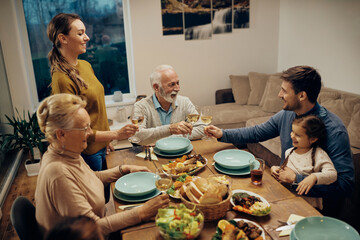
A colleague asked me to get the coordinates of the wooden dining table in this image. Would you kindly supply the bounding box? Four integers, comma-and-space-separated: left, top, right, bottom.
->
106, 140, 322, 240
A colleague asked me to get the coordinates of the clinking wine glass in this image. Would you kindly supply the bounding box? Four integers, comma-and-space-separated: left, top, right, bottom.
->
154, 169, 173, 195
128, 108, 144, 144
186, 105, 200, 139
201, 106, 213, 141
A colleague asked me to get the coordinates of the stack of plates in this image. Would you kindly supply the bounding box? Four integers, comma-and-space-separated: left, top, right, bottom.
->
113, 172, 160, 202
291, 216, 359, 240
213, 149, 256, 175
154, 136, 193, 157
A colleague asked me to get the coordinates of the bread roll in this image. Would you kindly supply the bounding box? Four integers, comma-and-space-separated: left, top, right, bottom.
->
189, 182, 203, 199
185, 185, 200, 204
193, 178, 210, 193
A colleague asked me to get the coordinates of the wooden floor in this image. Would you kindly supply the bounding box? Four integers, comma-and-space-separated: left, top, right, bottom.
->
0, 159, 37, 240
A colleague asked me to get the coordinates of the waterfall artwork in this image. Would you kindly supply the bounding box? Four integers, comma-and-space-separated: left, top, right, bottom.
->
161, 0, 184, 35
183, 0, 212, 40
160, 0, 250, 40
212, 0, 232, 34
234, 0, 250, 29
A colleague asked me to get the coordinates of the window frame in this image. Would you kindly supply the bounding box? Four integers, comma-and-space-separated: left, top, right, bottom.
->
16, 0, 137, 107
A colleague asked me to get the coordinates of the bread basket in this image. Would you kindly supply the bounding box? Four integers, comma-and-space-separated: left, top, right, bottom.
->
180, 187, 231, 222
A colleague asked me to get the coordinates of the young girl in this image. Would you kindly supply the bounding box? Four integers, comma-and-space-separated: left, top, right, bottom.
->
271, 115, 337, 209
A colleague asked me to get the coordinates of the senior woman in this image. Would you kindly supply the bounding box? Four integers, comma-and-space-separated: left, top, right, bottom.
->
35, 93, 169, 236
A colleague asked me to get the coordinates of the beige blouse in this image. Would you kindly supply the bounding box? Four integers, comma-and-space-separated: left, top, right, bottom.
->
35, 145, 141, 235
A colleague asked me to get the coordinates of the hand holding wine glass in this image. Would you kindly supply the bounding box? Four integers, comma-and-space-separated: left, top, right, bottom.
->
128, 107, 144, 144
154, 169, 172, 195
201, 106, 213, 141
185, 105, 200, 138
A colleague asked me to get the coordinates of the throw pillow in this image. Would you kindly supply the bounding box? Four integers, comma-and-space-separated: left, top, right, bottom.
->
347, 103, 360, 149
259, 75, 283, 113
247, 72, 270, 105
321, 98, 359, 126
230, 75, 250, 104
318, 90, 341, 104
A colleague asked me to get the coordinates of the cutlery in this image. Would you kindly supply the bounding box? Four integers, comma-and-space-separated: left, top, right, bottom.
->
149, 147, 152, 161
119, 204, 143, 210
276, 224, 295, 231
144, 146, 149, 160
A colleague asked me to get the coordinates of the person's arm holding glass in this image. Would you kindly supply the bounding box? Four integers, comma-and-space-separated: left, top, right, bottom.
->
35, 93, 169, 237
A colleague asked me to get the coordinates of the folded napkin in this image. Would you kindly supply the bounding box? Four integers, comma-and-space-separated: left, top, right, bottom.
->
279, 214, 305, 237
136, 147, 158, 161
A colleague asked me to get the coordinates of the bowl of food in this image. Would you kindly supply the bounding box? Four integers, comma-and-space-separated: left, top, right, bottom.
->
155, 204, 204, 240
212, 219, 265, 240
156, 137, 191, 154
231, 190, 271, 216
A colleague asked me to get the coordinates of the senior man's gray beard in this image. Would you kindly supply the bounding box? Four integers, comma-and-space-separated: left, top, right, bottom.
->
159, 87, 177, 103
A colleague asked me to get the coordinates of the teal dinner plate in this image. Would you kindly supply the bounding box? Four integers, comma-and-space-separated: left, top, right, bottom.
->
213, 149, 254, 170
155, 137, 190, 154
153, 144, 193, 157
115, 172, 157, 197
113, 188, 161, 203
290, 229, 296, 240
213, 160, 259, 176
294, 216, 360, 240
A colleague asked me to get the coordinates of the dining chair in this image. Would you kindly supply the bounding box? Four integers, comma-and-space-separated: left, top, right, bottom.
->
10, 196, 43, 240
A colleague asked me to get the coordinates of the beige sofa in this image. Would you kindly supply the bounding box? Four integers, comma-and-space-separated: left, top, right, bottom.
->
206, 72, 360, 231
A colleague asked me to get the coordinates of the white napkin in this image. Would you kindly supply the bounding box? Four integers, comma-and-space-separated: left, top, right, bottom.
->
279, 214, 305, 237
136, 147, 158, 161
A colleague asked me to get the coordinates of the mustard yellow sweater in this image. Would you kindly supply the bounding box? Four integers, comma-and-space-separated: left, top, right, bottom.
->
51, 60, 109, 155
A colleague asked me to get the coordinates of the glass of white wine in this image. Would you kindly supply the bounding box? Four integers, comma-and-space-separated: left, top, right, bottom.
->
185, 105, 200, 139
201, 106, 213, 141
154, 169, 173, 195
128, 108, 144, 144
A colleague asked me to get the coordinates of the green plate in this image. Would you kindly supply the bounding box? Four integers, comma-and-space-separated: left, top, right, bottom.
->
214, 149, 254, 169
294, 216, 360, 240
115, 172, 157, 197
154, 144, 193, 157
213, 160, 259, 176
113, 188, 161, 203
155, 136, 190, 154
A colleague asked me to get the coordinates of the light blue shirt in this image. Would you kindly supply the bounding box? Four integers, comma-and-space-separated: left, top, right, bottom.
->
152, 94, 178, 125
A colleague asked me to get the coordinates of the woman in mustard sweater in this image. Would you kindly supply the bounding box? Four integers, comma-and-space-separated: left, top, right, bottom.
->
47, 13, 136, 172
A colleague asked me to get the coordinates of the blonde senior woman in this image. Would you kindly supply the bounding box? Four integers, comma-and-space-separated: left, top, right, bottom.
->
35, 93, 169, 236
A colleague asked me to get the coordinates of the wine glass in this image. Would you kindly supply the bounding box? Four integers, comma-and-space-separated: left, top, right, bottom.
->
201, 106, 213, 141
128, 107, 144, 144
154, 169, 173, 195
186, 105, 200, 139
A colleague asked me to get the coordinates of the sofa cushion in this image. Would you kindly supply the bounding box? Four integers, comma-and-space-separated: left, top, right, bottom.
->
322, 98, 359, 126
206, 103, 273, 128
230, 75, 250, 105
348, 103, 360, 149
318, 90, 341, 104
247, 72, 269, 105
259, 75, 283, 113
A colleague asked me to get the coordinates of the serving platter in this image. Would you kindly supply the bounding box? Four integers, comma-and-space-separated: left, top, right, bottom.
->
162, 155, 208, 178
231, 189, 271, 216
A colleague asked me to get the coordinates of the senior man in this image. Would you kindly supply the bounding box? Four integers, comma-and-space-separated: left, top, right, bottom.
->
132, 65, 205, 145
205, 65, 354, 217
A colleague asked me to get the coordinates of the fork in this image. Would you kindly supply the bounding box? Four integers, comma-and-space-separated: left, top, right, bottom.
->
144, 146, 149, 160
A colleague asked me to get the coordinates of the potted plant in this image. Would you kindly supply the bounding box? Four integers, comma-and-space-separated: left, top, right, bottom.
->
5, 110, 46, 176
0, 133, 12, 168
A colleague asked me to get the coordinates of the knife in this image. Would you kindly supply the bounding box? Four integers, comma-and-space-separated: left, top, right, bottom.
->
275, 224, 295, 231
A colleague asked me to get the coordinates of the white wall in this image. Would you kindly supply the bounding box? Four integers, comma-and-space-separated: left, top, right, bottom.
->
278, 0, 360, 94
129, 0, 280, 106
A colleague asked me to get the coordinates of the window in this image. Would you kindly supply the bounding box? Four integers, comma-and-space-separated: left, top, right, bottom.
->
22, 0, 133, 102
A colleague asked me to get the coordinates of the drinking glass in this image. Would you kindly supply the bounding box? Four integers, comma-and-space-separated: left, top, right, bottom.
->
200, 106, 213, 141
154, 169, 173, 194
250, 158, 265, 185
186, 105, 200, 139
128, 107, 144, 144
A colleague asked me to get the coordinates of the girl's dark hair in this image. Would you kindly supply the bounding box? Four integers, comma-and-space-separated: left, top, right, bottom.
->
281, 115, 326, 169
47, 13, 88, 90
45, 215, 104, 240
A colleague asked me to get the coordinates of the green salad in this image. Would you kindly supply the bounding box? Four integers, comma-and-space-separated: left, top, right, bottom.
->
156, 203, 204, 240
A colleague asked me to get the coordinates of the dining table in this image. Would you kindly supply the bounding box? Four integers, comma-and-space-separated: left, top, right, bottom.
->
106, 139, 322, 240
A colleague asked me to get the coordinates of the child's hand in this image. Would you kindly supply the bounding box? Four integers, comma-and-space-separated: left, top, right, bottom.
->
270, 166, 280, 180
296, 174, 317, 195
